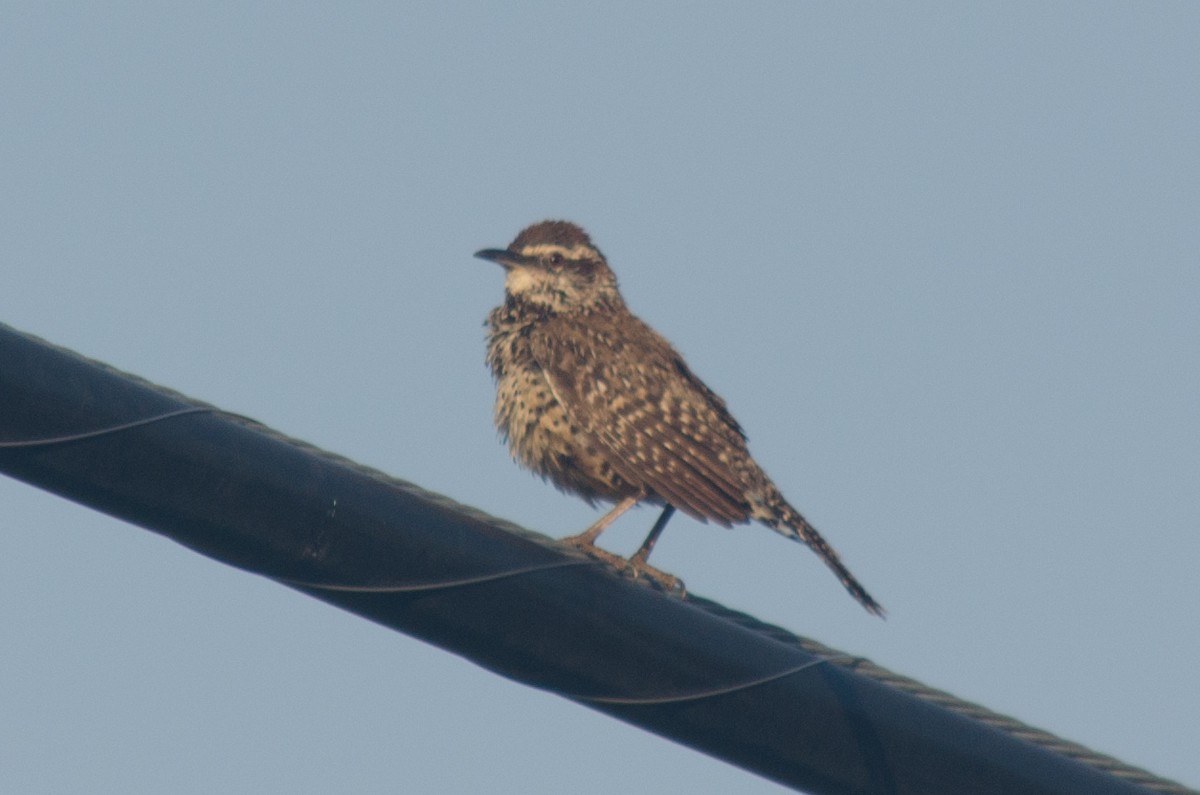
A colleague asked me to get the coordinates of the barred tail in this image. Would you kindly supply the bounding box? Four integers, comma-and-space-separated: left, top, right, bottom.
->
760, 492, 885, 617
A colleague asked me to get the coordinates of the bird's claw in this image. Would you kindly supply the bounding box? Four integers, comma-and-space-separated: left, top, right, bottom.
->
629, 558, 686, 595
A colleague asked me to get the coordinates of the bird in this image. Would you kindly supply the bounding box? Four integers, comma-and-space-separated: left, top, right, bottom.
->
476, 220, 884, 616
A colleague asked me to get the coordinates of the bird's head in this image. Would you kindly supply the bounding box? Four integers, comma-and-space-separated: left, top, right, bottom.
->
475, 220, 622, 314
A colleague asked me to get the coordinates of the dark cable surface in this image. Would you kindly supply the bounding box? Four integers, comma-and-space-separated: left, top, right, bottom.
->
0, 321, 1193, 795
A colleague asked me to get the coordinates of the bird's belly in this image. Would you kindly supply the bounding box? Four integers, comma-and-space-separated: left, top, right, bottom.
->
494, 367, 637, 503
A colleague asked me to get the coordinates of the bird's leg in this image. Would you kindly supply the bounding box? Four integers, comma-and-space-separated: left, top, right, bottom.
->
628, 506, 685, 593
563, 498, 685, 594
560, 495, 643, 574
629, 505, 675, 567
561, 494, 639, 549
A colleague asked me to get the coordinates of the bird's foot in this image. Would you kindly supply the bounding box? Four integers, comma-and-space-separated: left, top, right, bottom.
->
628, 557, 686, 595
562, 536, 630, 570
562, 538, 686, 595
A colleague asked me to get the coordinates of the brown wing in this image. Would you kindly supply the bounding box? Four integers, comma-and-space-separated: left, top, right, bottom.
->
529, 312, 753, 526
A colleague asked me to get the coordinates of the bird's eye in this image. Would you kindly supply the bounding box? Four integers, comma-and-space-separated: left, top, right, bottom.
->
548, 252, 564, 266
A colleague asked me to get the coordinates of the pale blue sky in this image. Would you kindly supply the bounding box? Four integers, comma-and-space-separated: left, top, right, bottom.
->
2, 4, 1197, 793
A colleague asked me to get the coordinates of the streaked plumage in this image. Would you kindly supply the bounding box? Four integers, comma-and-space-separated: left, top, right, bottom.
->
478, 220, 883, 616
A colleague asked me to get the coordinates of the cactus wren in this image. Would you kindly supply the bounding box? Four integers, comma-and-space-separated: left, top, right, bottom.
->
477, 220, 883, 616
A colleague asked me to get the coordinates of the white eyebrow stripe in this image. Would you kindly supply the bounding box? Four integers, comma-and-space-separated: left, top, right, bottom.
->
518, 243, 598, 259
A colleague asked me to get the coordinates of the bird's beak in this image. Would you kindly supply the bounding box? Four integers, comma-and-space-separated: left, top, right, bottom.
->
474, 248, 525, 270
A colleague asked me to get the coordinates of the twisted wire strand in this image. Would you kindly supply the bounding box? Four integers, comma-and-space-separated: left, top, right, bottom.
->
0, 406, 217, 448
572, 655, 854, 706
274, 560, 595, 592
